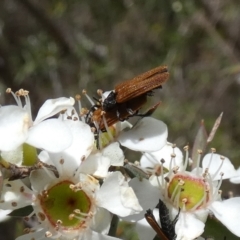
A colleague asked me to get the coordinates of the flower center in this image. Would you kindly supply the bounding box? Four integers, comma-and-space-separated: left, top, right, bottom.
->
39, 180, 92, 229
167, 174, 209, 211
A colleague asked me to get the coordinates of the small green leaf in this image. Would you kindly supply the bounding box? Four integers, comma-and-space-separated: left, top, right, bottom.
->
204, 216, 240, 240
22, 143, 37, 166
8, 206, 33, 217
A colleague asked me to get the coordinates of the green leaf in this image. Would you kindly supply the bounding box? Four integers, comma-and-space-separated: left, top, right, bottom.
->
8, 206, 33, 217
203, 216, 240, 240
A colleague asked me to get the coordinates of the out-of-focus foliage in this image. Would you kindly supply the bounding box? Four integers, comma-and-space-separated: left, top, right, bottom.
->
1, 0, 240, 238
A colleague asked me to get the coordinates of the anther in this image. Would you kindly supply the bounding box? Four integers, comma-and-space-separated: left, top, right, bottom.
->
97, 89, 103, 96
164, 177, 170, 182
24, 216, 30, 221
6, 88, 11, 93
23, 228, 31, 234
38, 212, 46, 221
183, 145, 189, 151
211, 148, 216, 153
56, 220, 62, 225
69, 213, 75, 220
197, 149, 203, 154
75, 94, 81, 101
173, 166, 179, 174
45, 231, 53, 237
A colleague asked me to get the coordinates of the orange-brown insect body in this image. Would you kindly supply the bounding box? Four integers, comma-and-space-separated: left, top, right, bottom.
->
115, 65, 169, 103
91, 65, 169, 130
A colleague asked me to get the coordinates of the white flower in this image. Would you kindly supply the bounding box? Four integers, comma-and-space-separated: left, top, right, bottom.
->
0, 169, 142, 240
0, 89, 75, 164
134, 148, 240, 240
0, 135, 142, 240
165, 151, 239, 239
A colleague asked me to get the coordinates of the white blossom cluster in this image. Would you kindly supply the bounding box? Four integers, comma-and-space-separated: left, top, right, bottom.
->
0, 88, 240, 240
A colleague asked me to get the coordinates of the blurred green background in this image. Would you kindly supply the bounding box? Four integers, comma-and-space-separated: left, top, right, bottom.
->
1, 0, 240, 239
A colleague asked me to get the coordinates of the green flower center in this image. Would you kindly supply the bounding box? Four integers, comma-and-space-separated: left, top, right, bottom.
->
39, 180, 92, 229
168, 174, 208, 211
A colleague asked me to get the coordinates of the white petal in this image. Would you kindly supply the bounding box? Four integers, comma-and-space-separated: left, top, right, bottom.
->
34, 97, 75, 125
230, 167, 240, 184
90, 207, 111, 234
80, 152, 111, 178
118, 118, 168, 152
83, 229, 120, 240
38, 150, 54, 165
47, 120, 94, 176
140, 142, 183, 169
80, 143, 123, 178
58, 120, 94, 164
26, 119, 72, 152
30, 169, 56, 192
209, 198, 240, 237
0, 210, 11, 222
97, 172, 142, 217
135, 209, 160, 240
16, 229, 48, 240
202, 153, 237, 180
0, 180, 33, 210
102, 142, 124, 166
175, 213, 205, 240
122, 178, 161, 221
1, 146, 23, 165
0, 106, 29, 151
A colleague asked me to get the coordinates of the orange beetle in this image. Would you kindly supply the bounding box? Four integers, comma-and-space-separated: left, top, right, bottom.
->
88, 65, 169, 131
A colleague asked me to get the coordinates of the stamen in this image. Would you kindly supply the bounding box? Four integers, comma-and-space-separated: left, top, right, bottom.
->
82, 89, 95, 106
170, 178, 184, 204
97, 89, 103, 97
196, 150, 203, 176
191, 190, 207, 211
38, 212, 46, 221
102, 113, 114, 141
211, 155, 225, 180
206, 150, 215, 169
181, 198, 187, 211
162, 177, 169, 197
172, 166, 179, 174
75, 94, 85, 122
160, 159, 165, 182
23, 228, 31, 234
23, 92, 32, 122
172, 186, 183, 209
213, 173, 224, 198
6, 88, 22, 108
